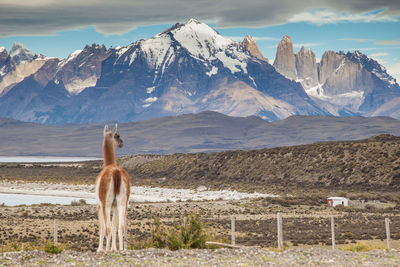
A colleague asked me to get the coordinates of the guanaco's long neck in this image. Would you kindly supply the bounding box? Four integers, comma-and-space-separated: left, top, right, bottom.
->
103, 136, 116, 166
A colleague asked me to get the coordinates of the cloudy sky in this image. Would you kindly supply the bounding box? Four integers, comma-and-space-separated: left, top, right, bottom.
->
0, 0, 399, 81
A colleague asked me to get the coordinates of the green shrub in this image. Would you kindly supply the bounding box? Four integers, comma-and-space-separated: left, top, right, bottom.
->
1, 241, 43, 252
130, 213, 211, 250
151, 216, 168, 248
167, 213, 207, 250
44, 242, 64, 254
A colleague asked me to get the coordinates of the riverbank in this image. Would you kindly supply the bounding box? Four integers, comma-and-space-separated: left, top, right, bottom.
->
0, 181, 276, 206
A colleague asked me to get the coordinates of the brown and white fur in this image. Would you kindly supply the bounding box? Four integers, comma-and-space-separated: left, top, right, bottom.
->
96, 124, 131, 252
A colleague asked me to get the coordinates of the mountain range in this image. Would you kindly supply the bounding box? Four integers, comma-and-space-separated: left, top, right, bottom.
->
273, 35, 400, 116
2, 111, 400, 156
0, 19, 399, 124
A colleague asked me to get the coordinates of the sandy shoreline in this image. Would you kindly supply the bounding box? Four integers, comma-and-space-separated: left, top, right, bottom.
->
0, 181, 277, 204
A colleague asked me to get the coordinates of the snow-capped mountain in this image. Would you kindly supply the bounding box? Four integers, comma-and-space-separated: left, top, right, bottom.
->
0, 19, 326, 124
0, 19, 398, 124
0, 43, 49, 97
9, 42, 36, 64
272, 35, 400, 116
87, 18, 323, 122
54, 44, 110, 94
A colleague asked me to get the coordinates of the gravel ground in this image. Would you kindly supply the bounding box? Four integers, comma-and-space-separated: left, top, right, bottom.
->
1, 247, 399, 266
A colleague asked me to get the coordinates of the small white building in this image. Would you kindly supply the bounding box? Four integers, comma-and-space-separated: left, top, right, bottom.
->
327, 197, 348, 207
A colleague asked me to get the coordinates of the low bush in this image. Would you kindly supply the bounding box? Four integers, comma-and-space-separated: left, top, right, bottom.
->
0, 240, 64, 254
167, 213, 208, 250
44, 242, 64, 254
130, 213, 213, 250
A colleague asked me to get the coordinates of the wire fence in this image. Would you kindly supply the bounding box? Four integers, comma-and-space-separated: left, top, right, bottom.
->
47, 211, 399, 250
202, 213, 396, 249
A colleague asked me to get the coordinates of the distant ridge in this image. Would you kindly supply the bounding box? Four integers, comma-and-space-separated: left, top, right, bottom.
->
1, 111, 400, 156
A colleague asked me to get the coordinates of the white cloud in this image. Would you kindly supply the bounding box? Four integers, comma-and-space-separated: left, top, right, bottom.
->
251, 36, 278, 41
227, 36, 278, 42
293, 43, 321, 48
0, 1, 399, 36
288, 9, 398, 25
338, 38, 371, 43
344, 47, 379, 51
376, 40, 400, 45
369, 52, 389, 58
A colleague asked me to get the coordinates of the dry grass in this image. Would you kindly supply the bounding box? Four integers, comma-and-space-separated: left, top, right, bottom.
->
339, 241, 385, 252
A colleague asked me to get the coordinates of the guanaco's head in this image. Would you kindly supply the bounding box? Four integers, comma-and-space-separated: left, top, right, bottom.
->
103, 124, 123, 148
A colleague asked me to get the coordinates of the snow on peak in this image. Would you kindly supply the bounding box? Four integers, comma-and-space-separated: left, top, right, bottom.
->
10, 42, 26, 52
70, 49, 83, 58
186, 18, 201, 25
346, 50, 398, 87
0, 47, 6, 53
138, 34, 175, 83
57, 49, 82, 69
10, 42, 35, 63
171, 18, 234, 60
113, 19, 250, 77
167, 19, 250, 74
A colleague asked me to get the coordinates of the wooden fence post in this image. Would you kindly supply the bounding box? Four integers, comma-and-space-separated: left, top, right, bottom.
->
331, 216, 335, 250
385, 218, 391, 249
277, 212, 283, 249
53, 219, 58, 245
231, 215, 236, 245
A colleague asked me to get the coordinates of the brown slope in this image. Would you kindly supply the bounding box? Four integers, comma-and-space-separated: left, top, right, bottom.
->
125, 134, 400, 191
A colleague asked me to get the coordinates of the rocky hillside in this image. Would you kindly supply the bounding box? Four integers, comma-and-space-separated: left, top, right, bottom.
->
124, 134, 400, 191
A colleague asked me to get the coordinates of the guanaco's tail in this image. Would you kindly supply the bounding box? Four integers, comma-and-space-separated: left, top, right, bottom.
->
113, 169, 121, 196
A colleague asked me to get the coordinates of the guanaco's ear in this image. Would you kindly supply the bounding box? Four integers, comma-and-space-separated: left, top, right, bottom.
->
112, 123, 118, 134
104, 124, 109, 135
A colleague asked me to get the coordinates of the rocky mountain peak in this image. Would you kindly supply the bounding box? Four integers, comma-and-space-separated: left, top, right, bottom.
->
345, 50, 397, 86
318, 50, 346, 85
282, 35, 291, 42
83, 43, 106, 51
54, 43, 110, 95
241, 35, 268, 62
0, 47, 8, 63
186, 18, 201, 25
0, 47, 16, 81
10, 42, 35, 64
164, 18, 234, 60
273, 35, 297, 79
158, 18, 203, 36
295, 46, 318, 88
